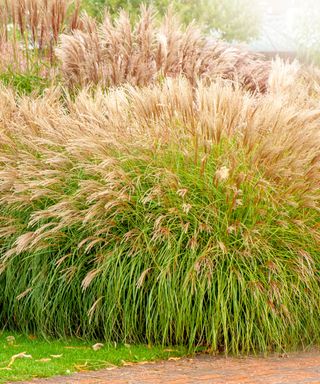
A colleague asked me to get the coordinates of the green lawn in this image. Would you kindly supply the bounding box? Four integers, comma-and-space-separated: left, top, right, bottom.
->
0, 332, 188, 383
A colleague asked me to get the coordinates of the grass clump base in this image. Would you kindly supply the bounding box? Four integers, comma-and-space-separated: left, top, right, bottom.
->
0, 73, 319, 355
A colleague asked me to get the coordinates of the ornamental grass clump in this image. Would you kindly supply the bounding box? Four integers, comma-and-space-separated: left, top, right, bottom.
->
0, 74, 319, 354
56, 6, 270, 91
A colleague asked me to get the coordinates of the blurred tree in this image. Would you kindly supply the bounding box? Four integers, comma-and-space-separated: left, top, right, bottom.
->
82, 0, 171, 20
82, 0, 262, 42
292, 0, 320, 64
175, 0, 262, 42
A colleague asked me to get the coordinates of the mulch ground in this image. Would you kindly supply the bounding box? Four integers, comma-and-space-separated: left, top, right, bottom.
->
10, 351, 320, 384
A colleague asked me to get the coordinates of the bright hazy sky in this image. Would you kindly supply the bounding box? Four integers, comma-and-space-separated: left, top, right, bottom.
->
262, 0, 294, 12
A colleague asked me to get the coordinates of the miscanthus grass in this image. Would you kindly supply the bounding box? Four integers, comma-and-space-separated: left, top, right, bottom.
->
56, 5, 270, 91
0, 72, 319, 354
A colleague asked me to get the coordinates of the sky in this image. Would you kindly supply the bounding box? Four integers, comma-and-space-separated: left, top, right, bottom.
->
261, 0, 295, 13
250, 0, 299, 51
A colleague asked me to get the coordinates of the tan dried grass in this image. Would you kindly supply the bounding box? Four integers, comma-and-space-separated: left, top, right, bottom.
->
56, 6, 271, 91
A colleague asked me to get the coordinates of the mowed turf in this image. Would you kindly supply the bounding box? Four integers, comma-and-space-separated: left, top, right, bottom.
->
0, 332, 187, 383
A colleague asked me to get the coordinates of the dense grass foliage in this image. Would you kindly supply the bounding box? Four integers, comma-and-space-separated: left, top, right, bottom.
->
0, 70, 52, 94
0, 71, 319, 354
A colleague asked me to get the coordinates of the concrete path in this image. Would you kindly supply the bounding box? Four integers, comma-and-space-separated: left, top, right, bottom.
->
10, 352, 320, 384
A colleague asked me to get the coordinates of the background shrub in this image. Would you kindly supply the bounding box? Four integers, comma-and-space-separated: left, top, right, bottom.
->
293, 0, 320, 65
56, 7, 269, 89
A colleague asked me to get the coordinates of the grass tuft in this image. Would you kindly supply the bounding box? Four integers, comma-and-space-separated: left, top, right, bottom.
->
0, 75, 319, 354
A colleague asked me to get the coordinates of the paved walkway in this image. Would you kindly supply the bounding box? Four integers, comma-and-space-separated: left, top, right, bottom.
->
11, 352, 320, 384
